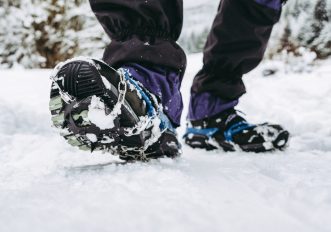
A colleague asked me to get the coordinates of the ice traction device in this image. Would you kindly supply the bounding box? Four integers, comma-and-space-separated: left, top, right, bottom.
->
49, 57, 181, 161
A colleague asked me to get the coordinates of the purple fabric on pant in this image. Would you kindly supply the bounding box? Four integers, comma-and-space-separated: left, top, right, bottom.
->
123, 63, 184, 127
188, 92, 238, 121
124, 63, 238, 124
254, 0, 282, 10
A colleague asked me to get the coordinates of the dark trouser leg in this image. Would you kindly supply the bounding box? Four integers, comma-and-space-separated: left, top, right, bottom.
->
89, 0, 186, 126
189, 0, 282, 121
89, 0, 186, 72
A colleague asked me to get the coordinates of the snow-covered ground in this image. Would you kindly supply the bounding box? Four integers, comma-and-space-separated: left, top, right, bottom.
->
1, 54, 331, 232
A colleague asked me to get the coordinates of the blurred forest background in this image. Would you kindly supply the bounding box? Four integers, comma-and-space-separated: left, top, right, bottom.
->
0, 0, 331, 69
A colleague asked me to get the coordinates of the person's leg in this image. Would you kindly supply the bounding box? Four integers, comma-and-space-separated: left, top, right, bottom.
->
189, 0, 282, 121
49, 1, 186, 160
185, 0, 289, 152
89, 0, 186, 71
89, 0, 186, 126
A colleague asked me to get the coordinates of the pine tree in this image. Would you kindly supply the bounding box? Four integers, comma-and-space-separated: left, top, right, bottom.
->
279, 22, 294, 53
267, 0, 331, 60
0, 0, 108, 69
305, 0, 328, 46
310, 0, 331, 58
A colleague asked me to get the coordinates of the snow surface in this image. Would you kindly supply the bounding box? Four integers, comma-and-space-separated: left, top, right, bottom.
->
1, 54, 331, 232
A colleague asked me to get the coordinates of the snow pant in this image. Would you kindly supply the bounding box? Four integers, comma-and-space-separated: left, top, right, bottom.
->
89, 0, 283, 126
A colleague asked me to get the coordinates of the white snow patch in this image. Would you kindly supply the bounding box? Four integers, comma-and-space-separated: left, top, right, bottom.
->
254, 124, 279, 142
86, 133, 97, 143
101, 76, 111, 90
263, 141, 274, 150
277, 139, 286, 147
101, 136, 114, 144
88, 95, 117, 129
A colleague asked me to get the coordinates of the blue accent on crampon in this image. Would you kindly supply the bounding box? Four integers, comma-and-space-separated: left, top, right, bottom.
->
159, 111, 176, 133
121, 69, 156, 117
120, 68, 176, 133
184, 122, 256, 141
224, 122, 255, 142
183, 127, 219, 139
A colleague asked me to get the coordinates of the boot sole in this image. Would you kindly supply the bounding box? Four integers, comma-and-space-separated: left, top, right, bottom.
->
49, 58, 139, 154
185, 129, 290, 153
49, 58, 181, 161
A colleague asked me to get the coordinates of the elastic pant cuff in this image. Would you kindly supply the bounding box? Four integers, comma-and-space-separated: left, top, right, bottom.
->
102, 36, 186, 74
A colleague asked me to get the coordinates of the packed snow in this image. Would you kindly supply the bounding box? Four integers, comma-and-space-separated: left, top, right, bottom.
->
88, 95, 118, 130
1, 54, 331, 232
